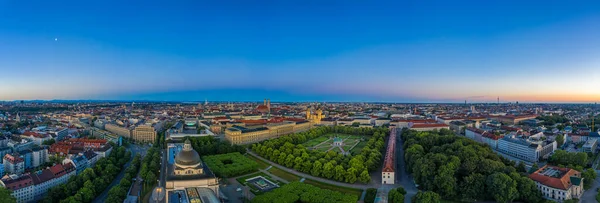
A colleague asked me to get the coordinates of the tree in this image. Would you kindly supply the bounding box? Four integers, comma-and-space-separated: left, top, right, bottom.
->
515, 176, 543, 203
334, 165, 346, 182
345, 167, 358, 183
414, 191, 441, 203
311, 161, 322, 177
42, 139, 56, 145
358, 170, 371, 183
460, 173, 485, 201
529, 162, 539, 174
516, 161, 527, 173
0, 187, 16, 203
555, 134, 565, 147
388, 189, 404, 203
365, 188, 377, 203
486, 173, 518, 203
583, 169, 597, 190
323, 162, 335, 179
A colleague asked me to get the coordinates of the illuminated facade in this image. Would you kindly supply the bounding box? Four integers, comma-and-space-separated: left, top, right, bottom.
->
132, 125, 156, 143
225, 121, 311, 145
306, 107, 324, 124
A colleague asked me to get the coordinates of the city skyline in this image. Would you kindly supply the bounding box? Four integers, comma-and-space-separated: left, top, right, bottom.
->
1, 1, 600, 102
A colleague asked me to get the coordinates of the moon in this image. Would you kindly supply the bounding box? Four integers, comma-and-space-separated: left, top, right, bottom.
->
54, 38, 58, 41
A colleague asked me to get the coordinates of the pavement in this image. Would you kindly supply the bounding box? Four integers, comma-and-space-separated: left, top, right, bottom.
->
581, 177, 600, 203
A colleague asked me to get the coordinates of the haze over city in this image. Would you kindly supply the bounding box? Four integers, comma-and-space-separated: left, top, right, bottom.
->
1, 1, 599, 102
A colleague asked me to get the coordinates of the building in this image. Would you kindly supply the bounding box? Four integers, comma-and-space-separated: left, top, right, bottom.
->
0, 147, 12, 159
529, 165, 583, 201
105, 123, 132, 138
18, 150, 32, 169
22, 132, 50, 146
583, 139, 597, 153
3, 154, 25, 175
54, 128, 69, 141
132, 125, 157, 143
83, 150, 99, 166
374, 118, 391, 127
225, 121, 310, 145
63, 155, 89, 175
382, 127, 396, 184
497, 135, 557, 162
165, 139, 219, 203
491, 114, 537, 125
0, 163, 76, 203
306, 107, 324, 124
0, 175, 34, 202
27, 149, 46, 168
408, 123, 450, 131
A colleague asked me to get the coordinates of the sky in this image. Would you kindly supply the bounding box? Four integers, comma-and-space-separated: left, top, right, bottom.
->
0, 0, 599, 103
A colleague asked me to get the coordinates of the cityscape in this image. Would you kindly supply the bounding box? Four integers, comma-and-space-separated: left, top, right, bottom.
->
1, 1, 600, 203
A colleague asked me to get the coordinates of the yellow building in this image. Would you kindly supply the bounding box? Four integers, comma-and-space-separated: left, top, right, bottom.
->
225, 121, 309, 145
306, 107, 324, 124
132, 125, 157, 143
105, 123, 132, 138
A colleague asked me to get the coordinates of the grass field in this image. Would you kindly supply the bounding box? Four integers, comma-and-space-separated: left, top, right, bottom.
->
246, 154, 271, 169
350, 141, 368, 154
302, 133, 370, 154
303, 136, 329, 147
267, 166, 301, 182
303, 179, 363, 200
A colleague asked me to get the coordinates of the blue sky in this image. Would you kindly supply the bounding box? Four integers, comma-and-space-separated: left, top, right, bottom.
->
1, 0, 599, 102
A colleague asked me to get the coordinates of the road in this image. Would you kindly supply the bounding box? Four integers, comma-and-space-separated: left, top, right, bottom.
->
393, 128, 418, 203
581, 176, 600, 203
92, 144, 144, 203
153, 147, 168, 203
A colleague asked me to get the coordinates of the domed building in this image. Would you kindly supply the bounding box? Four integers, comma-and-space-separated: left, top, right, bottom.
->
174, 140, 204, 176
165, 139, 220, 203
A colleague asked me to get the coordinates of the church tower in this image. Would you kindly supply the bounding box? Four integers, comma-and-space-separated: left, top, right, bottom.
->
306, 107, 311, 120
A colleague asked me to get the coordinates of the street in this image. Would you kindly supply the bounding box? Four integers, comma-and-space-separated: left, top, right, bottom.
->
393, 129, 418, 203
92, 144, 147, 203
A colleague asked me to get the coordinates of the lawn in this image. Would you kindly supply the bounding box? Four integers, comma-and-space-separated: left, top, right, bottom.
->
246, 154, 270, 169
303, 179, 363, 200
350, 141, 368, 154
267, 166, 301, 182
303, 136, 329, 147
342, 145, 353, 152
304, 133, 368, 154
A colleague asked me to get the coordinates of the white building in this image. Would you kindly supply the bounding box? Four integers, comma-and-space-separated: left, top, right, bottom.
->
583, 139, 597, 153
0, 175, 34, 203
529, 165, 583, 201
31, 147, 49, 168
0, 163, 76, 202
497, 135, 556, 162
3, 154, 25, 175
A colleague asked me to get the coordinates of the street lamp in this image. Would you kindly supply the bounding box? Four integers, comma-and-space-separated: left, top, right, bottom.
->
151, 186, 165, 202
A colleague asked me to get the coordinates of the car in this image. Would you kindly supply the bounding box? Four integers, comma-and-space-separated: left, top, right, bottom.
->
236, 187, 242, 192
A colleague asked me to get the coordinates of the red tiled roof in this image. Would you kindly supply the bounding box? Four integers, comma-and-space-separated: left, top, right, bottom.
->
382, 127, 396, 172
23, 131, 47, 138
3, 154, 24, 164
3, 175, 32, 191
529, 165, 581, 190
